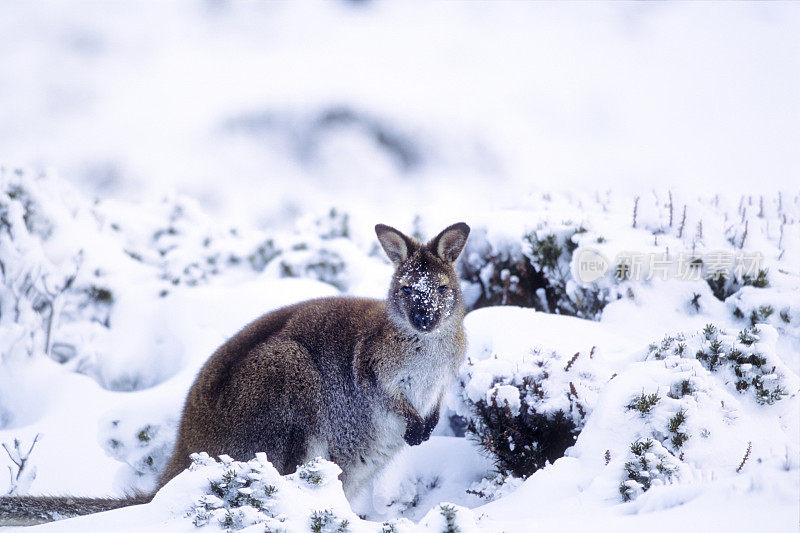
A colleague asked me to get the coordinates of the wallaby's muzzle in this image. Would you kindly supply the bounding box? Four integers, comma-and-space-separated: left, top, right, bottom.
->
409, 308, 435, 331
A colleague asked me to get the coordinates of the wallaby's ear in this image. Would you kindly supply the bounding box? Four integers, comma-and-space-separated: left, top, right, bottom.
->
375, 224, 414, 264
429, 222, 470, 263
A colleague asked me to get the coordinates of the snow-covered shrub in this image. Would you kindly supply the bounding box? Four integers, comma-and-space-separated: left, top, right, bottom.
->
272, 244, 348, 290
727, 285, 800, 349
457, 226, 545, 310
0, 171, 195, 390
458, 344, 602, 479
647, 324, 791, 405
0, 172, 378, 394
99, 410, 178, 493
185, 454, 360, 532
465, 377, 579, 478
618, 438, 680, 501
463, 473, 523, 503
458, 224, 611, 318
625, 392, 661, 416
254, 210, 375, 292
705, 267, 768, 301
93, 194, 270, 292
562, 321, 800, 505
0, 171, 73, 364
416, 503, 482, 533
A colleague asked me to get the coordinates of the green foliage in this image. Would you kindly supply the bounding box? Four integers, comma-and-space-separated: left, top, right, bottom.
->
278, 248, 347, 290
619, 439, 677, 502
742, 269, 769, 288
137, 425, 153, 443
625, 392, 661, 416
738, 326, 758, 346
706, 268, 769, 301
750, 305, 774, 326
527, 233, 563, 271
647, 334, 686, 360
752, 378, 786, 405
667, 409, 689, 449
439, 504, 460, 533
309, 509, 349, 533
702, 324, 718, 339
668, 379, 694, 399
703, 327, 784, 403
298, 458, 327, 486
705, 276, 729, 301
248, 238, 280, 271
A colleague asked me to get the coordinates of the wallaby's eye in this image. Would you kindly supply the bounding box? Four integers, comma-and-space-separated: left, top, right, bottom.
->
437, 285, 448, 294
401, 286, 412, 296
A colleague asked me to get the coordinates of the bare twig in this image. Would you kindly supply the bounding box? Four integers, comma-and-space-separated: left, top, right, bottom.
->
632, 196, 640, 229
568, 382, 586, 417
564, 352, 581, 372
739, 220, 748, 249
736, 441, 752, 473
678, 205, 687, 238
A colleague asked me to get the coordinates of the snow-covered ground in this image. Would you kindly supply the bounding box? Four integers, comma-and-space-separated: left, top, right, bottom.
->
1, 2, 799, 532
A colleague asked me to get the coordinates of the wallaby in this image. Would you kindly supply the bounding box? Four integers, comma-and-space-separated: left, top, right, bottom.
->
0, 222, 470, 525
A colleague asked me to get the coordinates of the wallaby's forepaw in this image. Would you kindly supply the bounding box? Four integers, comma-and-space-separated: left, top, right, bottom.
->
403, 415, 434, 446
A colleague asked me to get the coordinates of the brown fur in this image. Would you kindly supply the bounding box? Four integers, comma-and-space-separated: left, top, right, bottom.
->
0, 222, 470, 524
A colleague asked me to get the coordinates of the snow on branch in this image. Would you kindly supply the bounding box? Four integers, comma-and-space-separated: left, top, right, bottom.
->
3, 433, 41, 495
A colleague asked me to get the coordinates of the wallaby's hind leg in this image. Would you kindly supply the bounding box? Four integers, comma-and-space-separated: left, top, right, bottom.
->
160, 339, 325, 487
230, 339, 325, 473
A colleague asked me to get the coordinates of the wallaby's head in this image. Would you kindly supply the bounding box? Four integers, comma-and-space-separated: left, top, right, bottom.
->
376, 222, 470, 333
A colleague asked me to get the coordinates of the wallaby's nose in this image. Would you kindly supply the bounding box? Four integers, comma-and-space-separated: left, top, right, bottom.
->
410, 310, 433, 331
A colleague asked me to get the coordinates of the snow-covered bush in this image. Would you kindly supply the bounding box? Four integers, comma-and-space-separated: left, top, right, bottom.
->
458, 223, 612, 318
99, 410, 178, 493
0, 170, 78, 365
454, 309, 608, 482
705, 267, 769, 301
181, 453, 487, 532
727, 285, 800, 349
618, 438, 680, 501
564, 321, 800, 505
185, 454, 359, 532
647, 324, 791, 405
464, 368, 581, 479
251, 209, 378, 293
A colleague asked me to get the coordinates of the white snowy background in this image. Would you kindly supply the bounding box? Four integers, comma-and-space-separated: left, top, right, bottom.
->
1, 1, 799, 532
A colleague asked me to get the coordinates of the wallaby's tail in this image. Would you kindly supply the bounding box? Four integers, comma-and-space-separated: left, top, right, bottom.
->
0, 493, 152, 526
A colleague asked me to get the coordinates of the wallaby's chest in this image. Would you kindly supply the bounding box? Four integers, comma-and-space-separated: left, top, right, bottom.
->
394, 336, 457, 415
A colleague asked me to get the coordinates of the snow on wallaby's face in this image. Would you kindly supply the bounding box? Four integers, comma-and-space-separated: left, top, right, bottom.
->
376, 222, 470, 333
